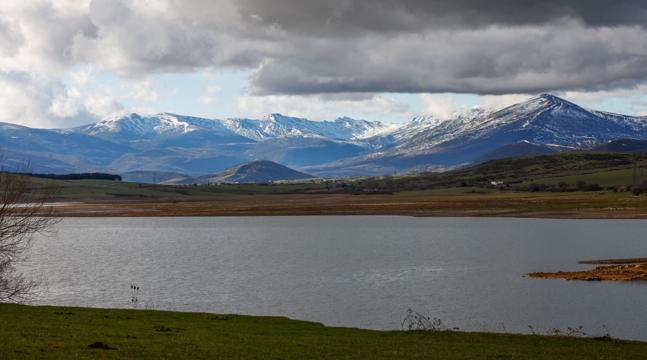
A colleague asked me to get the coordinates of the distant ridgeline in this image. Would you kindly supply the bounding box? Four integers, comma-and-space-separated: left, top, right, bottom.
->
16, 172, 122, 181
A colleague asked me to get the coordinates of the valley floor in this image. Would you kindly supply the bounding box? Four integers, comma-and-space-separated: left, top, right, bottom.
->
1, 304, 646, 359
47, 190, 647, 218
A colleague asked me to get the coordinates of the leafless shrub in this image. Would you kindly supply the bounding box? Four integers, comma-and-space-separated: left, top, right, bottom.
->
546, 325, 588, 337
0, 172, 59, 302
401, 310, 615, 340
529, 324, 614, 340
401, 309, 445, 331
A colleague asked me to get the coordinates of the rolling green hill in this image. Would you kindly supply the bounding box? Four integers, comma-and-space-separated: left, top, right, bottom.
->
350, 152, 647, 193
18, 151, 647, 202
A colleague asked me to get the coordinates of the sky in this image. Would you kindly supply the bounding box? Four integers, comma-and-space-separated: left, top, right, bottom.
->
1, 0, 647, 128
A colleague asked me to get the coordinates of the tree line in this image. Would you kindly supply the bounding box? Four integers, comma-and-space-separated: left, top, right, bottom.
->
12, 172, 122, 181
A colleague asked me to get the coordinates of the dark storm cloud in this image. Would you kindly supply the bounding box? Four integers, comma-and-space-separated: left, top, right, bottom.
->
228, 0, 647, 95
247, 22, 647, 95
237, 0, 647, 34
5, 0, 647, 98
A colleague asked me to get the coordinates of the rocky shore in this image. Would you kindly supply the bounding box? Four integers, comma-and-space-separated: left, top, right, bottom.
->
529, 258, 647, 281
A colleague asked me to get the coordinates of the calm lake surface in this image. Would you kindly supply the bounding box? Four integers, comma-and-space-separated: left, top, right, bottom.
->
22, 216, 647, 340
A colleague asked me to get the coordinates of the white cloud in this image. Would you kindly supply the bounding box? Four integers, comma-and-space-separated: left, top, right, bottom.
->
0, 69, 126, 128
478, 94, 532, 111
130, 79, 161, 102
84, 95, 124, 119
48, 87, 83, 118
197, 83, 221, 105
3, 1, 647, 95
562, 86, 647, 116
0, 72, 52, 127
419, 94, 462, 119
198, 95, 216, 105
0, 0, 646, 127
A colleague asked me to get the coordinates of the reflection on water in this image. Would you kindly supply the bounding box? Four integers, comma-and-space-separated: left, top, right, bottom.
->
22, 216, 647, 340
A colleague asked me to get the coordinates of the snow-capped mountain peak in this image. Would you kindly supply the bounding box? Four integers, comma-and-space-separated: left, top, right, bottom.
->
222, 113, 394, 141
410, 115, 443, 127
74, 113, 191, 138
388, 94, 647, 159
69, 112, 238, 143
5, 93, 647, 178
391, 107, 487, 147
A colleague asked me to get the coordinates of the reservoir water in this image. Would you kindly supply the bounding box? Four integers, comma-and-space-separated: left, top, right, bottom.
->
22, 216, 647, 340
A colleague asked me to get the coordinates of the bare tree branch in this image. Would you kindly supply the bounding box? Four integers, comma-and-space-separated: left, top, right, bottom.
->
0, 172, 59, 302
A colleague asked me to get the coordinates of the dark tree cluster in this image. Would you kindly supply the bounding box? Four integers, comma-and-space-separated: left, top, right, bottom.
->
15, 173, 122, 181
514, 181, 603, 193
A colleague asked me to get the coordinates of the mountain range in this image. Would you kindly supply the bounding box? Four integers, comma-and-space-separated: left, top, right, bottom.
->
1, 94, 646, 182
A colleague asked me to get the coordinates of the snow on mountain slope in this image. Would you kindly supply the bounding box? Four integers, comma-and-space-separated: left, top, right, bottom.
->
308, 94, 647, 176
223, 113, 396, 141
57, 112, 392, 175
391, 108, 488, 152
69, 113, 238, 141
589, 110, 647, 132
393, 94, 647, 155
459, 94, 647, 147
72, 112, 396, 144
4, 93, 647, 178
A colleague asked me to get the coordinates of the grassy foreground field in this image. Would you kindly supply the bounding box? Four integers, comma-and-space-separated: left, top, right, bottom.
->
2, 304, 647, 359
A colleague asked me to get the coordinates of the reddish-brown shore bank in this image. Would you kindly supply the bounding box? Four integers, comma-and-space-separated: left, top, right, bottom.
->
529, 258, 647, 281
43, 191, 647, 218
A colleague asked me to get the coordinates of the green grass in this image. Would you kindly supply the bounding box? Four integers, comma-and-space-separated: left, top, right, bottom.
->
1, 304, 647, 359
27, 178, 327, 202
386, 152, 647, 191
519, 168, 640, 188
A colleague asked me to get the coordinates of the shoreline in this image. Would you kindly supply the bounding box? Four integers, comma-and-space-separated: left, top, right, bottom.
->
42, 193, 647, 219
